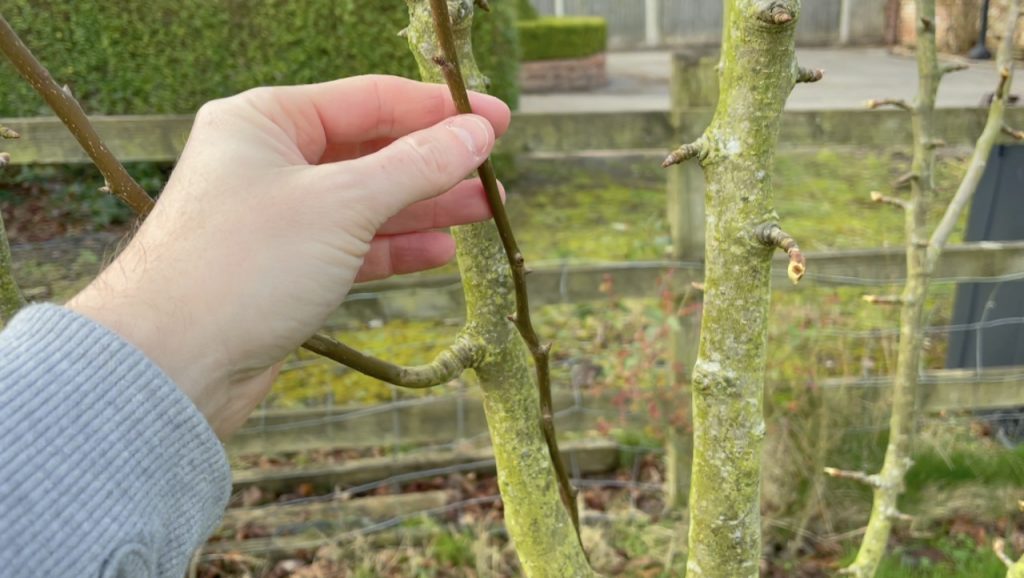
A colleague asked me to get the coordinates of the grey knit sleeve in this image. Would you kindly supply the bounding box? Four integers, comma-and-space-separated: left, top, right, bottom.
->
0, 304, 231, 577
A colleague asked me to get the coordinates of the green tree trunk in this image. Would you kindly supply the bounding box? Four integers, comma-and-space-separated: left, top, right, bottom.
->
664, 1, 816, 575
403, 2, 594, 576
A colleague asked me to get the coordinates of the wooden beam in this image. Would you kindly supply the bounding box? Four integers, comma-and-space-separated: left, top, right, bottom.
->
231, 439, 620, 494
5, 107, 1024, 165
325, 241, 1024, 325
822, 366, 1024, 413
217, 490, 449, 538
232, 391, 588, 456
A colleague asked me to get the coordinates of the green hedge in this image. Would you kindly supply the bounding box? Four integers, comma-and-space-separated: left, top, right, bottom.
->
0, 1, 518, 116
517, 0, 540, 20
517, 17, 607, 62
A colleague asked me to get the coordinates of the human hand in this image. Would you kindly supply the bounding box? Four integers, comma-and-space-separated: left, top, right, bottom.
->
67, 75, 511, 438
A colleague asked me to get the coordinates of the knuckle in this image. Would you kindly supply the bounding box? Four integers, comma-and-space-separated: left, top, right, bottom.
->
398, 133, 452, 179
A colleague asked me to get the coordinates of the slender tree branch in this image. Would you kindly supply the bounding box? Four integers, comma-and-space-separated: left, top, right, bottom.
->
887, 509, 913, 523
661, 137, 708, 168
758, 3, 794, 24
426, 0, 579, 535
0, 15, 154, 217
995, 539, 1016, 569
938, 61, 969, 76
927, 0, 1021, 270
892, 172, 918, 189
870, 191, 910, 209
862, 295, 905, 305
1004, 125, 1024, 140
866, 98, 912, 111
823, 467, 884, 488
996, 538, 1024, 577
303, 333, 483, 389
796, 66, 825, 84
755, 223, 806, 284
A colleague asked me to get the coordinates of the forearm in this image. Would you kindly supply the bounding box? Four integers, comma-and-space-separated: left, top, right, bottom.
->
0, 304, 230, 577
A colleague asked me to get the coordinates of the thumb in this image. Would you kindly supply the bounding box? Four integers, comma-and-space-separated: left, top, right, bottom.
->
322, 113, 496, 217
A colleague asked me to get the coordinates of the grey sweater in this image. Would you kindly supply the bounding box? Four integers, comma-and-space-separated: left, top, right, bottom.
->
0, 304, 231, 577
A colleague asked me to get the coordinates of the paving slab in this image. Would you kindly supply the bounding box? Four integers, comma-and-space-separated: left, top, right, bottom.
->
519, 48, 1018, 113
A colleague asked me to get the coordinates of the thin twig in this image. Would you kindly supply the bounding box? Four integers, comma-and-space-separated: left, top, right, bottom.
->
823, 467, 883, 488
995, 538, 1015, 568
870, 191, 909, 210
303, 333, 483, 389
862, 295, 905, 305
1003, 125, 1024, 140
661, 137, 707, 168
755, 223, 806, 284
796, 67, 825, 84
426, 0, 579, 535
0, 15, 154, 216
866, 98, 912, 111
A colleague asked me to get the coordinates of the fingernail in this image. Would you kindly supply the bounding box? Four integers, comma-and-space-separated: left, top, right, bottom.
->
446, 115, 491, 157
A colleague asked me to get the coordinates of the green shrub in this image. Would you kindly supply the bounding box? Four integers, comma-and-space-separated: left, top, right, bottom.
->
517, 16, 607, 61
517, 0, 540, 20
0, 1, 519, 116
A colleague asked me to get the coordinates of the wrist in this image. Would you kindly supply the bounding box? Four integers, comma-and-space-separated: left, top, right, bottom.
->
65, 269, 228, 422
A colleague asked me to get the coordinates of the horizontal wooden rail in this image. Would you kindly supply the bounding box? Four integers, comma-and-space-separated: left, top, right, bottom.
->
325, 241, 1024, 325
231, 438, 620, 494
823, 366, 1024, 413
235, 365, 1024, 459
4, 108, 1023, 164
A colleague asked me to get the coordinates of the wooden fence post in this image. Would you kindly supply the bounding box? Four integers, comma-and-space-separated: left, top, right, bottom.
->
645, 0, 662, 47
664, 49, 717, 509
667, 48, 718, 262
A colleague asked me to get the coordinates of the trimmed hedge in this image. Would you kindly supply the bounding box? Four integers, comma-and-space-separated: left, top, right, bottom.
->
0, 1, 518, 116
517, 17, 607, 62
517, 0, 540, 20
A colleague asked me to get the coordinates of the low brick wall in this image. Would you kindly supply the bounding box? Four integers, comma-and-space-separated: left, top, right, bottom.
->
519, 53, 607, 93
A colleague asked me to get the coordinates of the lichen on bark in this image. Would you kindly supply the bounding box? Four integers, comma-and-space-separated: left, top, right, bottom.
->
675, 1, 810, 576
404, 1, 593, 575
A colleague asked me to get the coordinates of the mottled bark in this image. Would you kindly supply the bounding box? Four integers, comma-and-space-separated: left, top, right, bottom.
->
666, 1, 814, 576
404, 2, 593, 576
833, 2, 1020, 577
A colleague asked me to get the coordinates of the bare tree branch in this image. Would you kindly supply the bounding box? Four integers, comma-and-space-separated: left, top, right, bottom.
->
661, 137, 708, 168
755, 223, 806, 284
866, 98, 912, 111
870, 190, 910, 209
303, 333, 483, 389
426, 0, 579, 536
0, 15, 155, 217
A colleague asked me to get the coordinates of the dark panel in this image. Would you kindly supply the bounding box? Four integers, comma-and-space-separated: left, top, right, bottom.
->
947, 145, 1024, 370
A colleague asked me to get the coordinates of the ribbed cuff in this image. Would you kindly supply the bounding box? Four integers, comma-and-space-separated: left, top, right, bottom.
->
0, 304, 230, 577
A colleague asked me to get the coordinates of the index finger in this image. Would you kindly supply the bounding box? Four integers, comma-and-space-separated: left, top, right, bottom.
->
256, 75, 512, 164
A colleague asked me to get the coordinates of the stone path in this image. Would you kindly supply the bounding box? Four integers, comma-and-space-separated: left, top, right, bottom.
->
519, 48, 1018, 113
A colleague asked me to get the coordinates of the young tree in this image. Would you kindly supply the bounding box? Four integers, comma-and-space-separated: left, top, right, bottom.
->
824, 2, 1022, 576
661, 0, 820, 575
0, 2, 593, 575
